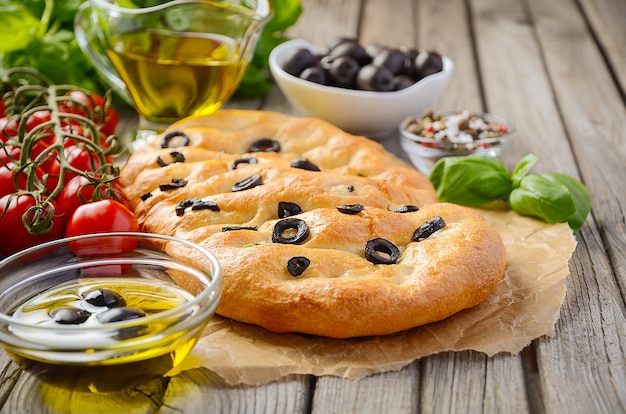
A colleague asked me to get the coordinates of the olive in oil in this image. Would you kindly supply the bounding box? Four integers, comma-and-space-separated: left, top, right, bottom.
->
106, 31, 245, 125
9, 278, 201, 392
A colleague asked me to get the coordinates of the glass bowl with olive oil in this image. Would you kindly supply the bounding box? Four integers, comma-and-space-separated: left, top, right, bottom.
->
0, 232, 221, 393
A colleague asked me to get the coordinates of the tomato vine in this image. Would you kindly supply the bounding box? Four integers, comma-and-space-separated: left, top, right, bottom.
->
0, 67, 124, 237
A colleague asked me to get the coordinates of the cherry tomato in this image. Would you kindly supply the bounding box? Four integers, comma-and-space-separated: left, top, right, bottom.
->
0, 144, 56, 182
0, 144, 21, 165
66, 199, 139, 256
0, 117, 18, 141
0, 163, 50, 198
46, 145, 103, 188
61, 123, 110, 151
60, 91, 119, 137
57, 175, 127, 226
0, 194, 64, 256
25, 110, 55, 146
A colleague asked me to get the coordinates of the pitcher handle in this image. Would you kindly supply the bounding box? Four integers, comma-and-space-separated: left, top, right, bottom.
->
74, 2, 130, 102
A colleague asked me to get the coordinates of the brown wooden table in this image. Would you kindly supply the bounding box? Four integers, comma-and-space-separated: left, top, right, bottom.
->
1, 0, 625, 412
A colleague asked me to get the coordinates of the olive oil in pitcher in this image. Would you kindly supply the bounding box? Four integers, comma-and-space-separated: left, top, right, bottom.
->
106, 31, 245, 126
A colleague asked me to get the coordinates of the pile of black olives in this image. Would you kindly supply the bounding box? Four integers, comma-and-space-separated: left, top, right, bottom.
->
282, 37, 444, 92
49, 288, 145, 326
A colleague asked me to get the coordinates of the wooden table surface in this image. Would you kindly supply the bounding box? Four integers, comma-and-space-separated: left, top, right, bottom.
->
1, 0, 625, 412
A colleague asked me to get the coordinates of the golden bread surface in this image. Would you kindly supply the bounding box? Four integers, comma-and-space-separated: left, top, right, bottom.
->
120, 110, 506, 338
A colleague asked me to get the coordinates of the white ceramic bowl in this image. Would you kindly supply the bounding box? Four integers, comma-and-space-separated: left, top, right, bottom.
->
269, 39, 454, 138
400, 111, 515, 175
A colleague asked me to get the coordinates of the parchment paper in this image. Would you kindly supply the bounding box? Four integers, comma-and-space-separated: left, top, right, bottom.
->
175, 203, 577, 385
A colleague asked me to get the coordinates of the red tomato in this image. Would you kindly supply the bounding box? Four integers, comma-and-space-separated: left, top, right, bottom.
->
61, 123, 110, 151
66, 199, 139, 256
0, 144, 21, 164
46, 145, 103, 188
57, 175, 127, 226
0, 163, 49, 198
25, 110, 55, 145
0, 141, 56, 173
0, 194, 64, 256
0, 117, 18, 141
60, 91, 119, 137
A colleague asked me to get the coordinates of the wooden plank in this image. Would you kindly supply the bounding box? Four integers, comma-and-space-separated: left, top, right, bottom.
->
288, 0, 363, 47
525, 0, 626, 412
472, 0, 626, 413
159, 370, 311, 414
577, 0, 626, 95
528, 0, 626, 293
537, 231, 626, 414
470, 0, 576, 171
311, 365, 418, 414
0, 355, 21, 409
421, 351, 530, 413
0, 369, 167, 414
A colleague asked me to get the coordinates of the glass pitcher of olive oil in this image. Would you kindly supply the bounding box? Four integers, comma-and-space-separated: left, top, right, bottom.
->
75, 0, 272, 134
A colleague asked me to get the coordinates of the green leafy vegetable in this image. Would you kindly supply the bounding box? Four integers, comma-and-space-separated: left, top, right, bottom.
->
429, 154, 591, 232
0, 0, 102, 93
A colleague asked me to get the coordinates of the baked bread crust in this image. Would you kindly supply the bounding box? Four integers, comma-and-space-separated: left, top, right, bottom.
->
120, 110, 506, 338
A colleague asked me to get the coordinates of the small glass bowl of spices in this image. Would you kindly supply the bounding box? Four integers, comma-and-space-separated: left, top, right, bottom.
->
400, 110, 514, 174
0, 232, 221, 393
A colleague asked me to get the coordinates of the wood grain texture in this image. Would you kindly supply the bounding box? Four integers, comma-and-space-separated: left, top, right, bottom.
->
312, 365, 418, 414
421, 351, 530, 413
159, 370, 311, 414
528, 0, 626, 297
577, 0, 626, 96
471, 0, 626, 412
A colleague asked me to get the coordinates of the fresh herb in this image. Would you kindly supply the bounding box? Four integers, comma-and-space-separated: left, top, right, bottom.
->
429, 154, 591, 232
0, 0, 102, 93
0, 0, 302, 99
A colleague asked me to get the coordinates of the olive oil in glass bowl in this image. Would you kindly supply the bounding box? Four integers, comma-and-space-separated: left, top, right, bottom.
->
0, 232, 221, 393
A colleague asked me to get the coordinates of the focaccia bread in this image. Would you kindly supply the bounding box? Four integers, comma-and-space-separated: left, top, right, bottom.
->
120, 110, 506, 338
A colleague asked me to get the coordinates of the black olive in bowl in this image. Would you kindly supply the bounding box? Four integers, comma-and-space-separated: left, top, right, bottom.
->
269, 38, 454, 137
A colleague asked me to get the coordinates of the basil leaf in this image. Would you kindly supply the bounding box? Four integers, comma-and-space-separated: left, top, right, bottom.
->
429, 155, 513, 206
542, 172, 591, 232
511, 153, 537, 186
509, 174, 577, 224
